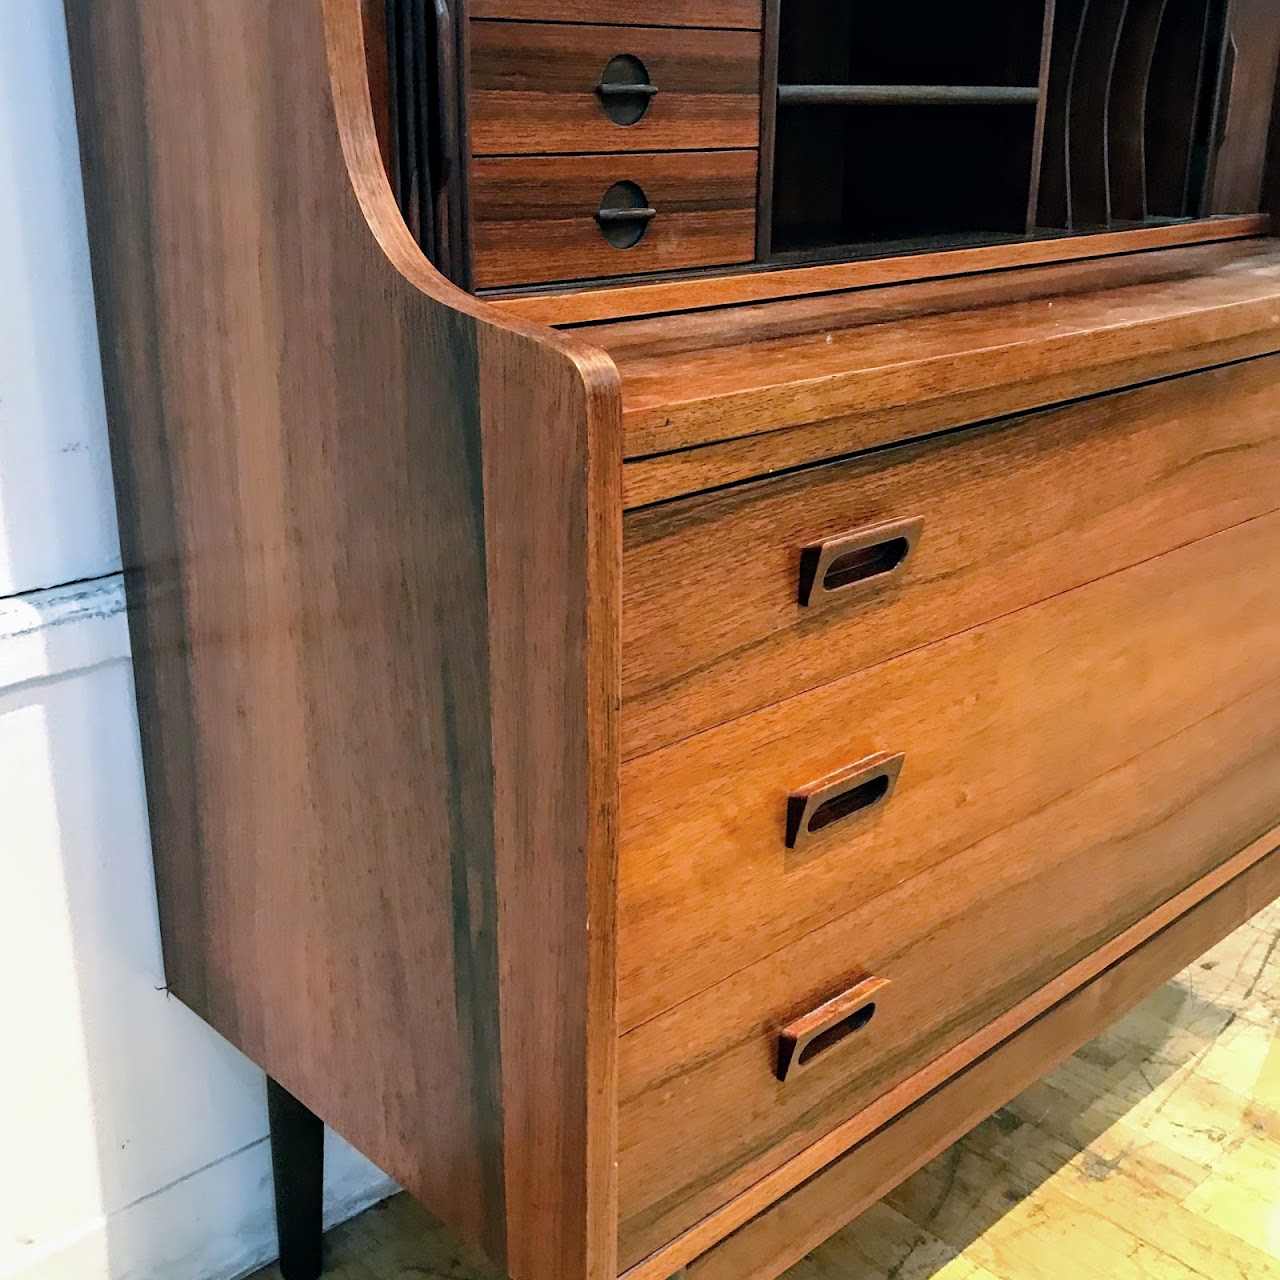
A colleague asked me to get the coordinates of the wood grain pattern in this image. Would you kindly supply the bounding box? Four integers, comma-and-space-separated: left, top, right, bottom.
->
618, 684, 1280, 1267
65, 6, 1280, 1278
621, 824, 1280, 1280
468, 21, 761, 155
592, 238, 1280, 461
676, 840, 1280, 1280
63, 3, 622, 1279
622, 355, 1280, 756
620, 327, 1280, 506
469, 0, 764, 28
470, 149, 757, 288
1207, 0, 1280, 215
621, 511, 1280, 1032
491, 216, 1269, 325
598, 234, 1279, 364
243, 888, 1280, 1280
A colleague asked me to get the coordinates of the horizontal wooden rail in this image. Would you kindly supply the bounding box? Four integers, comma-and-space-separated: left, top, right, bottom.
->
777, 83, 1042, 106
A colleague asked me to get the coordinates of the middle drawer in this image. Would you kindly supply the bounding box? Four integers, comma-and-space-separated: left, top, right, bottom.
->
623, 354, 1280, 758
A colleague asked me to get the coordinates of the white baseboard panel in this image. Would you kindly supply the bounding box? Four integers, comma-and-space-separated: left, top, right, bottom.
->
3, 1132, 396, 1280
0, 573, 398, 1280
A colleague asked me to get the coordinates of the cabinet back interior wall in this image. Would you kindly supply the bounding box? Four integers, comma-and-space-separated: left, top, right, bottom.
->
369, 0, 1280, 314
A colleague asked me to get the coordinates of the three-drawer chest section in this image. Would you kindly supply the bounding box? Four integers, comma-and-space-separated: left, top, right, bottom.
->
614, 354, 1280, 1265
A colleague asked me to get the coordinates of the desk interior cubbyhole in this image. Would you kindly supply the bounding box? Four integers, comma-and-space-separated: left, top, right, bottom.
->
776, 0, 1049, 89
770, 101, 1039, 258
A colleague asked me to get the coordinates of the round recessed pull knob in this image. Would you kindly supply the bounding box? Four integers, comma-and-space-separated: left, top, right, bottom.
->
596, 54, 657, 125
596, 180, 656, 249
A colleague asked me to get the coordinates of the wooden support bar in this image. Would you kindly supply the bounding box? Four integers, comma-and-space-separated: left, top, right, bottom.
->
777, 84, 1042, 106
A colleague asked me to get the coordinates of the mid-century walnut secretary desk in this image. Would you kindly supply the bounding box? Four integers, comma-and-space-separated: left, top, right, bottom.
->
65, 1, 1280, 1278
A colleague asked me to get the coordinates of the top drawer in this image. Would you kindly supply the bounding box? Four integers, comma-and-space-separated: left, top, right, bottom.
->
623, 355, 1280, 758
469, 0, 764, 28
469, 21, 763, 154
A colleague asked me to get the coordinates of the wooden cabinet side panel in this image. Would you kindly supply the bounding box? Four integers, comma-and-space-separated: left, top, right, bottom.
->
62, 3, 622, 1279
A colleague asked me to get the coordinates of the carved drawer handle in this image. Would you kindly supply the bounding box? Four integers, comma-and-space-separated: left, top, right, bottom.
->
798, 516, 924, 607
597, 81, 660, 100
596, 206, 658, 225
596, 54, 658, 126
597, 180, 657, 249
786, 751, 904, 851
778, 976, 891, 1082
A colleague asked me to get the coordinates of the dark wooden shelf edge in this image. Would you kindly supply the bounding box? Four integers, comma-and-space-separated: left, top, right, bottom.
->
494, 215, 1270, 327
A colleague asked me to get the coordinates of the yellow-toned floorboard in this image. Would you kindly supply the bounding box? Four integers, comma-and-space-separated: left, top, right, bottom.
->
248, 901, 1280, 1280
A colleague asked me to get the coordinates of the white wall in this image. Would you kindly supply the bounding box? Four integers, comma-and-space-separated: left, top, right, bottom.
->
0, 6, 395, 1279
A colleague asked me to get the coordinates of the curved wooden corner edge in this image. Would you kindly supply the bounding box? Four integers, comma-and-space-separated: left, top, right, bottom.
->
319, 0, 622, 407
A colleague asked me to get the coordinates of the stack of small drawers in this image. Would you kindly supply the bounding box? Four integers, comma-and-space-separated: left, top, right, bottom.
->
466, 0, 763, 288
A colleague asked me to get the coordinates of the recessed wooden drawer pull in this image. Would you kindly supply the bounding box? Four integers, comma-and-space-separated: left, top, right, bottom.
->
785, 751, 904, 850
798, 516, 924, 607
777, 976, 891, 1082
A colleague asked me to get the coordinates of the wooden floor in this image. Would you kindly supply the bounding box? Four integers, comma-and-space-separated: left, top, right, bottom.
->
251, 899, 1280, 1280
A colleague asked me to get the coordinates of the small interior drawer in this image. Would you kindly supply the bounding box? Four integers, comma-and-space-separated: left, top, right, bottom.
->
622, 355, 1280, 758
468, 0, 764, 28
621, 511, 1280, 1032
470, 150, 757, 288
469, 20, 762, 155
617, 677, 1280, 1265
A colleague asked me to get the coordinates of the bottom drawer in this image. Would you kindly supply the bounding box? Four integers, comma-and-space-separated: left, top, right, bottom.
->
617, 522, 1280, 1266
678, 840, 1280, 1280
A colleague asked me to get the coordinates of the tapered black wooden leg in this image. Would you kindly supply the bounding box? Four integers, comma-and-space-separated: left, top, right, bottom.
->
267, 1076, 325, 1280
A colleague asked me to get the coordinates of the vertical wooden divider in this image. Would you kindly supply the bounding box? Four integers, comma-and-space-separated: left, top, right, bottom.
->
1068, 0, 1129, 227
411, 0, 441, 260
1037, 0, 1090, 227
1027, 0, 1061, 230
1144, 0, 1217, 217
1108, 0, 1170, 222
756, 0, 781, 259
447, 0, 472, 285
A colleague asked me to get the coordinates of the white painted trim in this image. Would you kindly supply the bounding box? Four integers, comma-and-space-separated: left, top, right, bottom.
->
0, 574, 129, 691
